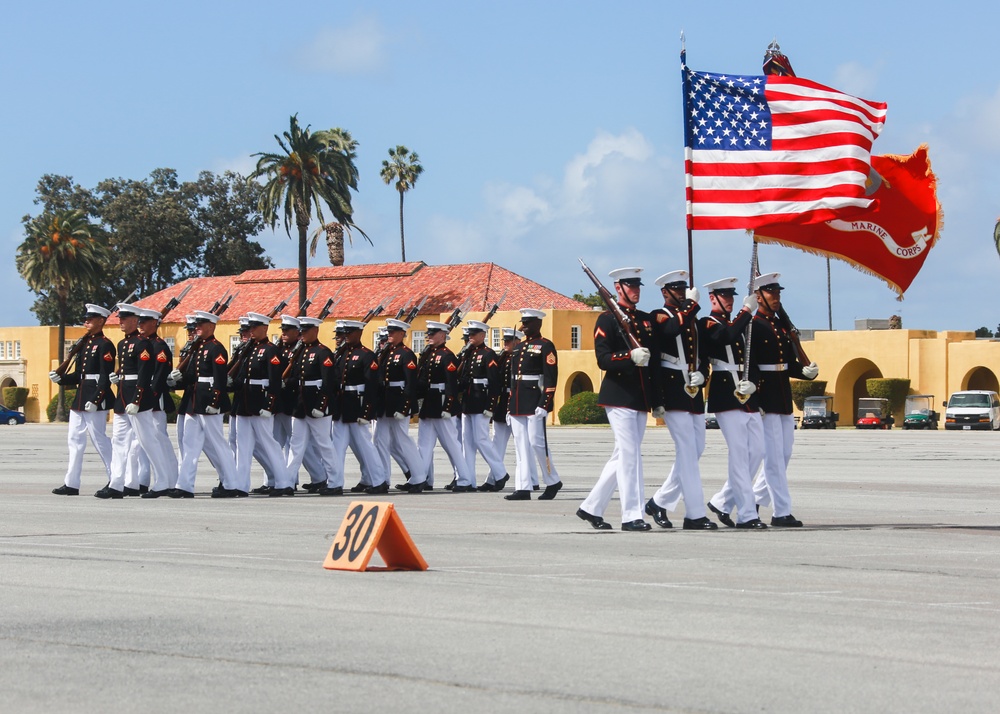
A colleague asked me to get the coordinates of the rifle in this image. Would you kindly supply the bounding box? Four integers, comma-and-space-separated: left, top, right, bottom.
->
206, 290, 229, 316
404, 295, 428, 324
298, 287, 321, 316
779, 306, 811, 367
54, 287, 139, 376
578, 258, 642, 350
482, 289, 507, 324
176, 289, 235, 372
280, 288, 344, 381
314, 285, 344, 322
393, 299, 413, 321
361, 295, 396, 324
445, 298, 473, 330
213, 290, 238, 317
269, 288, 298, 319
157, 284, 192, 324
227, 288, 297, 378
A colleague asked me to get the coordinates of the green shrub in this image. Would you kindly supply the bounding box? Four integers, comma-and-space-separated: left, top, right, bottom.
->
46, 389, 77, 422
790, 380, 827, 411
165, 392, 182, 424
558, 391, 608, 425
2, 387, 29, 409
866, 378, 910, 415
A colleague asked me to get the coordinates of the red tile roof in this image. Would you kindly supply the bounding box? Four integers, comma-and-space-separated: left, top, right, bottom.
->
113, 262, 589, 325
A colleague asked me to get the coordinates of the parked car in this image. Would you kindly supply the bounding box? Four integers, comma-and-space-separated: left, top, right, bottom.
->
903, 394, 939, 429
943, 390, 1000, 431
801, 395, 838, 429
705, 410, 719, 429
855, 397, 894, 429
0, 405, 26, 425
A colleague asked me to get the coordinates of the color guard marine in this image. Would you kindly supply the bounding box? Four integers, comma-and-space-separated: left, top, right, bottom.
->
134, 307, 180, 498
458, 319, 510, 492
50, 303, 116, 495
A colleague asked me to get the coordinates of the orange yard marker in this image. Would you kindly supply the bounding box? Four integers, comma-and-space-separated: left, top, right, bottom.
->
323, 501, 428, 572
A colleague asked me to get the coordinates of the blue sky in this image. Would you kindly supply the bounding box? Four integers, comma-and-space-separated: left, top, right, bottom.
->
3, 1, 998, 332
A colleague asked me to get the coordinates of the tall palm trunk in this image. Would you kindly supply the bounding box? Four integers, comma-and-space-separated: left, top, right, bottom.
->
398, 188, 406, 262
294, 198, 309, 314
324, 222, 345, 266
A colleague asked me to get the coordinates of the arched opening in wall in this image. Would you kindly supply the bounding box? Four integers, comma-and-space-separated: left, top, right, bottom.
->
964, 366, 999, 393
833, 358, 883, 424
0, 377, 15, 406
566, 372, 594, 401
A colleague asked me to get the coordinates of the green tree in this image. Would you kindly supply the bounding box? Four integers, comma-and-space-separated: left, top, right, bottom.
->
250, 115, 369, 311
572, 290, 605, 309
16, 209, 110, 420
380, 145, 424, 261
975, 326, 993, 338
191, 170, 273, 276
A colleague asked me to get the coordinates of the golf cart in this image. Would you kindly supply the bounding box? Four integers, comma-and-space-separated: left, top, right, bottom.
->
902, 394, 939, 430
855, 397, 894, 429
800, 395, 838, 429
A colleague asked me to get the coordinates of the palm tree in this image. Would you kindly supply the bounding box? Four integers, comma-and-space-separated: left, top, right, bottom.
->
249, 115, 369, 311
16, 209, 110, 420
380, 145, 423, 261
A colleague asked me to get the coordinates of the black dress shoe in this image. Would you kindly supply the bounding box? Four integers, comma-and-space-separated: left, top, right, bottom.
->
52, 485, 79, 496
318, 486, 344, 496
122, 487, 141, 497
576, 508, 612, 530
771, 514, 804, 527
302, 481, 327, 493
476, 482, 494, 492
504, 490, 531, 501
94, 486, 124, 499
538, 481, 563, 500
395, 482, 412, 492
166, 489, 194, 498
402, 471, 411, 481
644, 498, 672, 528
735, 518, 768, 529
532, 485, 540, 491
251, 485, 272, 495
141, 489, 171, 499
211, 487, 248, 498
492, 474, 510, 492
683, 517, 719, 530
444, 478, 457, 491
622, 519, 652, 532
365, 483, 390, 495
707, 502, 735, 528
452, 484, 476, 493
350, 481, 367, 493
268, 487, 295, 497
407, 481, 426, 494
139, 484, 149, 494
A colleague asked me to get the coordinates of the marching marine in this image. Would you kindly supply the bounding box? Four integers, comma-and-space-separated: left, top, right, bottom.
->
373, 319, 426, 492
459, 320, 510, 492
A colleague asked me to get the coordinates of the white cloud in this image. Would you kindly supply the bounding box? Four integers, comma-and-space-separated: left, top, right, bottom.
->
833, 61, 880, 99
210, 152, 257, 177
296, 15, 387, 76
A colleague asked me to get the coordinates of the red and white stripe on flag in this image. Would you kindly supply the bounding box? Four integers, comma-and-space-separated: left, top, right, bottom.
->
684, 68, 888, 230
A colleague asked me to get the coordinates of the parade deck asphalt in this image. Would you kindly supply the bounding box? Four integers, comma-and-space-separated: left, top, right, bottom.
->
1, 422, 998, 713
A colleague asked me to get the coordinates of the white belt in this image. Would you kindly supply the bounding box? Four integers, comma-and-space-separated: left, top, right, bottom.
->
472, 378, 488, 385
430, 382, 445, 390
84, 374, 100, 381
248, 379, 269, 387
660, 358, 685, 371
122, 374, 139, 381
710, 359, 739, 372
303, 380, 323, 387
515, 375, 541, 381
198, 377, 214, 384
388, 381, 405, 388
758, 363, 788, 372
660, 353, 681, 365
343, 385, 365, 392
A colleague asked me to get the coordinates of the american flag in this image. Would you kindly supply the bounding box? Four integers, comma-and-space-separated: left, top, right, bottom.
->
683, 66, 887, 230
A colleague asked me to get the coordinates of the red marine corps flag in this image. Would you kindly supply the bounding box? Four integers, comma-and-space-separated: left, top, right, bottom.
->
754, 145, 942, 296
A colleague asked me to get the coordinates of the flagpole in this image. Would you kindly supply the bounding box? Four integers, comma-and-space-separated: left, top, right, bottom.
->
680, 32, 695, 284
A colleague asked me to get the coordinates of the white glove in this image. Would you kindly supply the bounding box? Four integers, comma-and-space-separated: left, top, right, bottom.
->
688, 371, 705, 388
534, 407, 548, 418
630, 347, 651, 366
311, 408, 325, 419
259, 409, 272, 419
441, 411, 451, 419
393, 412, 407, 420
49, 370, 61, 384
84, 401, 97, 413
166, 376, 178, 388
109, 373, 121, 385
168, 369, 183, 383
483, 410, 493, 419
801, 362, 819, 380
652, 406, 666, 419
742, 294, 756, 312
685, 287, 701, 304
736, 380, 757, 396
505, 413, 511, 425
205, 406, 220, 415
125, 403, 139, 416
357, 418, 370, 426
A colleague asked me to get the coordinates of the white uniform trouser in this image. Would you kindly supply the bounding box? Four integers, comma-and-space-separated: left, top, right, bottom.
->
344, 421, 387, 487
177, 414, 238, 493
492, 420, 512, 464
708, 410, 765, 524
462, 413, 507, 484
176, 412, 187, 461
417, 417, 473, 487
109, 414, 138, 490
234, 415, 292, 491
754, 413, 795, 517
580, 407, 646, 523
63, 409, 113, 488
287, 415, 339, 489
509, 414, 559, 492
274, 414, 321, 485
374, 417, 424, 483
128, 409, 178, 492
652, 411, 707, 519
230, 415, 276, 488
